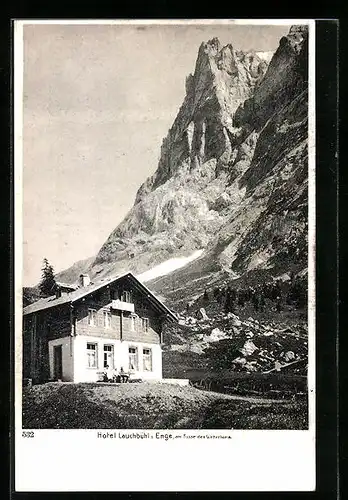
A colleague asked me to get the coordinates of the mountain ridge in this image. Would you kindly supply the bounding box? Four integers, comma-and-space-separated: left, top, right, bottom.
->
55, 25, 309, 311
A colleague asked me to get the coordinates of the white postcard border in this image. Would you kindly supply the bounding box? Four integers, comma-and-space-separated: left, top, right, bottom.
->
14, 18, 316, 492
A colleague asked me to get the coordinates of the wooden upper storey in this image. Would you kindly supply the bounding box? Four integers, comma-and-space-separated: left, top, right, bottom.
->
23, 273, 177, 344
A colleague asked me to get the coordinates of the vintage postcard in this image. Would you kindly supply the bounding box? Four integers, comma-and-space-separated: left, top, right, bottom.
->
14, 19, 316, 491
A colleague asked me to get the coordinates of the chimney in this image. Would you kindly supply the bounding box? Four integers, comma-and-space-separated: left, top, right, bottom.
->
55, 286, 62, 299
79, 274, 90, 287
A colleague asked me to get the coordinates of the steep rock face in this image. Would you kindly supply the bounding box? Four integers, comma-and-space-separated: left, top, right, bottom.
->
211, 25, 308, 277
93, 41, 269, 275
213, 89, 308, 278
146, 26, 308, 308
61, 26, 309, 305
234, 25, 308, 132
137, 41, 268, 195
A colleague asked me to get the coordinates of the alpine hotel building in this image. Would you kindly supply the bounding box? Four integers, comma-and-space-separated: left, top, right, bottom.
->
22, 273, 177, 383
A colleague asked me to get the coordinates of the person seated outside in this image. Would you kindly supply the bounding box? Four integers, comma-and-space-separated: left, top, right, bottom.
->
112, 367, 120, 383
104, 365, 115, 382
103, 365, 109, 382
120, 366, 129, 383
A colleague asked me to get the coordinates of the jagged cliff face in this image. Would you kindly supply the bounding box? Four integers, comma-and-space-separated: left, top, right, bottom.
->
208, 25, 308, 278
91, 40, 272, 276
60, 26, 309, 304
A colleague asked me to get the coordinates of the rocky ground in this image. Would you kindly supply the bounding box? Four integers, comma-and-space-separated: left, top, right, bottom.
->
162, 286, 308, 382
22, 381, 307, 430
164, 311, 307, 371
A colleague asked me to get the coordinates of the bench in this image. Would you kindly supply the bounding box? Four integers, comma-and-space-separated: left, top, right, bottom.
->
97, 371, 130, 383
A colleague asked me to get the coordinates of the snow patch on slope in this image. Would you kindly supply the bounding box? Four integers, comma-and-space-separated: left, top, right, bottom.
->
256, 51, 274, 64
137, 249, 204, 283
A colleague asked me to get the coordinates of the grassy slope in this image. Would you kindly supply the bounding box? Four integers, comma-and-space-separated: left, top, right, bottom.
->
22, 382, 307, 430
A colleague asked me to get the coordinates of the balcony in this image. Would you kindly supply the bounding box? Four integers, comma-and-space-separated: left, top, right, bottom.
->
111, 299, 135, 313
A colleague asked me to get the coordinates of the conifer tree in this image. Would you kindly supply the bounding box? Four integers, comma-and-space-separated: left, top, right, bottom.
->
38, 258, 57, 297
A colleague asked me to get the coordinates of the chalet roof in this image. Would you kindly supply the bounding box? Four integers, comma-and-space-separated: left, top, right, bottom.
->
23, 272, 177, 321
56, 281, 78, 290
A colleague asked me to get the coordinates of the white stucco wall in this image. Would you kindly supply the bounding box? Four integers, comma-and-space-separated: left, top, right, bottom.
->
73, 335, 162, 383
121, 340, 162, 381
48, 337, 74, 382
73, 335, 121, 383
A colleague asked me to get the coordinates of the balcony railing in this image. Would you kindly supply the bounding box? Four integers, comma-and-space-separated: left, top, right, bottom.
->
111, 299, 135, 313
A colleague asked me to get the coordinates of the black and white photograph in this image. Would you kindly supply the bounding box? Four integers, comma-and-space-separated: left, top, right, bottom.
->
15, 19, 316, 492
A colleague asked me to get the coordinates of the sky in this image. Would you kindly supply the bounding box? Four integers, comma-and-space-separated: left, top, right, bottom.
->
21, 22, 290, 286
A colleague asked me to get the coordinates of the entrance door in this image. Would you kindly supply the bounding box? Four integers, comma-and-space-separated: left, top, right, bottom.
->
53, 345, 63, 380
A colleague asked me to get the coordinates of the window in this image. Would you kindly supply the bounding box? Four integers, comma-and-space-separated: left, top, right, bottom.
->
143, 348, 152, 371
121, 290, 132, 303
130, 315, 137, 332
128, 347, 138, 371
110, 290, 118, 300
103, 310, 111, 328
88, 309, 97, 326
103, 345, 114, 368
141, 317, 149, 332
87, 343, 98, 368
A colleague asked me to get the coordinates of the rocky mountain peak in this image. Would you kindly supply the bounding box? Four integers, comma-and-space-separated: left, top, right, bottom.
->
201, 37, 221, 55
135, 38, 269, 201
287, 25, 308, 47
58, 25, 309, 302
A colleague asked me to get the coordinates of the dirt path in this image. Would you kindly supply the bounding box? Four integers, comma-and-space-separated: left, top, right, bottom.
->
215, 392, 293, 404
191, 388, 293, 404
91, 381, 293, 404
